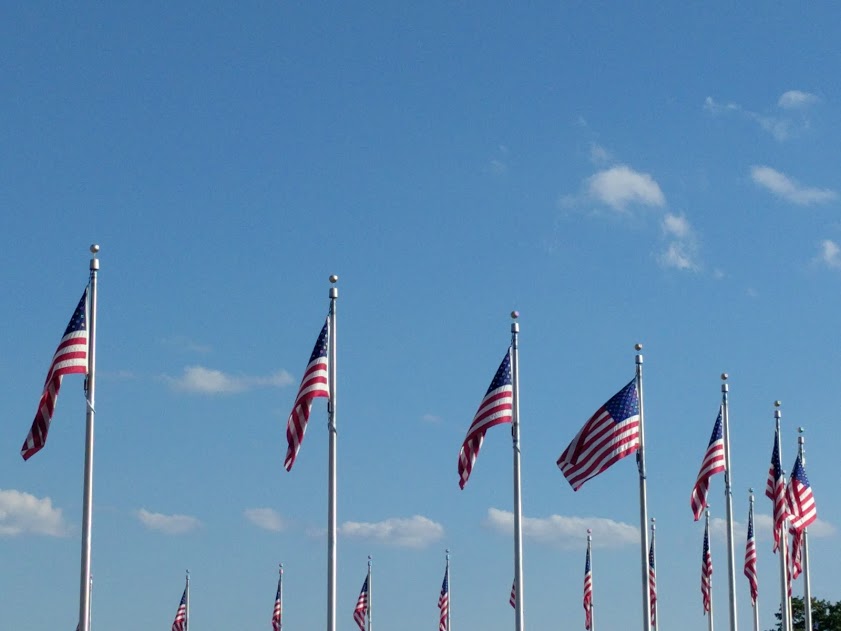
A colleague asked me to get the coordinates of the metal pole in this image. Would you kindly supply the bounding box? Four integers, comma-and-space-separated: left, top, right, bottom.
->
707, 509, 715, 631
327, 275, 338, 631
78, 244, 99, 631
280, 564, 284, 631
774, 403, 791, 631
636, 344, 652, 631
798, 429, 812, 631
446, 549, 452, 631
367, 556, 373, 631
588, 530, 595, 631
749, 490, 759, 631
651, 519, 658, 631
511, 311, 525, 631
721, 375, 739, 631
185, 570, 190, 631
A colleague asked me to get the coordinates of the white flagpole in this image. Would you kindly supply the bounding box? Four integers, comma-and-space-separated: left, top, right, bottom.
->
749, 490, 759, 631
774, 402, 791, 631
446, 549, 452, 631
185, 570, 191, 631
797, 428, 813, 631
651, 519, 659, 630
327, 275, 339, 631
636, 344, 652, 631
511, 311, 525, 631
706, 509, 715, 631
78, 244, 99, 631
279, 564, 284, 631
720, 375, 739, 631
367, 556, 373, 631
89, 575, 93, 631
588, 530, 595, 631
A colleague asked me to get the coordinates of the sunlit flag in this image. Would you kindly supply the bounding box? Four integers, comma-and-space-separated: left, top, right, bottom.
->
690, 409, 726, 520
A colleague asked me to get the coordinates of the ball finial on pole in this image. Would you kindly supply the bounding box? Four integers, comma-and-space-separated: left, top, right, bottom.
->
329, 274, 338, 284
774, 400, 782, 408
635, 343, 643, 351
721, 372, 728, 381
90, 244, 100, 254
511, 310, 519, 320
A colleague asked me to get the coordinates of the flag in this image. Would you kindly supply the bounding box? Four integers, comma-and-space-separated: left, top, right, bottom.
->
789, 528, 803, 581
21, 289, 88, 460
457, 349, 513, 489
765, 430, 788, 551
272, 574, 282, 631
648, 539, 657, 626
583, 545, 593, 630
557, 379, 640, 491
284, 319, 329, 471
744, 507, 758, 604
702, 519, 713, 614
786, 454, 817, 533
509, 579, 516, 608
690, 408, 726, 520
172, 586, 187, 631
438, 567, 449, 631
353, 576, 369, 631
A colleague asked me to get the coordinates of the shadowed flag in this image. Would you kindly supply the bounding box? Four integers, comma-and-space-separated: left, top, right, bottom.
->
353, 576, 369, 631
690, 409, 726, 520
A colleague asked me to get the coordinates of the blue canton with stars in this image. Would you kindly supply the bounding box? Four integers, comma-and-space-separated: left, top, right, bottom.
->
485, 350, 512, 394
63, 290, 87, 336
603, 379, 639, 422
309, 320, 329, 362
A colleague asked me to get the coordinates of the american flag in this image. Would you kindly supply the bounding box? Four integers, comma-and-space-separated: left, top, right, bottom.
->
744, 505, 758, 604
272, 573, 282, 631
353, 576, 369, 631
438, 567, 449, 631
765, 429, 788, 552
557, 379, 640, 491
702, 518, 713, 614
648, 539, 657, 626
21, 289, 88, 460
786, 454, 817, 533
457, 349, 513, 489
690, 408, 726, 520
172, 586, 187, 631
509, 578, 516, 608
284, 319, 330, 471
789, 528, 803, 581
583, 545, 593, 630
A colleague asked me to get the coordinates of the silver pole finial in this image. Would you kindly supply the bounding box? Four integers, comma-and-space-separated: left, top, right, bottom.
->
90, 244, 100, 254
721, 372, 728, 380
635, 343, 643, 351
774, 400, 782, 408
511, 310, 519, 319
329, 274, 339, 283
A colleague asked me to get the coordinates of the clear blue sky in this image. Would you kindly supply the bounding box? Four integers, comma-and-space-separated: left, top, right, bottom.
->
2, 2, 840, 630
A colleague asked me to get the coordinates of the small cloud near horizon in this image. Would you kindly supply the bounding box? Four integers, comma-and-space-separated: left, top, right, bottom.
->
136, 508, 201, 534
245, 508, 286, 532
338, 515, 444, 548
486, 508, 638, 549
163, 366, 294, 394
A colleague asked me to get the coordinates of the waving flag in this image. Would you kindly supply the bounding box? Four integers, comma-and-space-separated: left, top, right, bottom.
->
648, 539, 657, 626
702, 520, 713, 614
438, 567, 449, 631
690, 409, 726, 520
557, 379, 640, 491
172, 586, 187, 631
21, 289, 88, 460
272, 573, 282, 631
583, 545, 593, 630
786, 454, 817, 533
765, 430, 788, 551
789, 528, 803, 581
744, 506, 758, 604
457, 349, 513, 488
353, 576, 369, 631
284, 319, 329, 471
509, 578, 516, 608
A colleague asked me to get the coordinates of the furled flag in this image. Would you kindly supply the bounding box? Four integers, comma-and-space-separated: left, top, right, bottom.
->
438, 567, 449, 631
765, 430, 788, 552
353, 576, 369, 631
702, 519, 713, 614
786, 454, 817, 533
284, 319, 330, 471
457, 350, 513, 489
648, 539, 657, 625
789, 528, 803, 581
744, 507, 758, 604
557, 379, 640, 491
272, 574, 282, 631
509, 579, 516, 608
690, 408, 726, 520
583, 545, 593, 630
21, 289, 88, 460
172, 586, 187, 631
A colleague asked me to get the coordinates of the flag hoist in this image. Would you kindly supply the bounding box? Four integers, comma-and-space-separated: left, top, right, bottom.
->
438, 550, 450, 631
789, 428, 817, 630
744, 490, 759, 631
720, 374, 739, 631
272, 564, 283, 631
584, 530, 594, 631
637, 346, 652, 631
766, 401, 791, 631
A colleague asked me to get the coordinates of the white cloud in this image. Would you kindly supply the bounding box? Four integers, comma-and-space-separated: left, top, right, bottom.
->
778, 90, 819, 110
338, 515, 444, 548
711, 513, 834, 542
136, 509, 201, 534
586, 165, 666, 211
588, 143, 612, 165
662, 213, 691, 239
750, 166, 838, 205
421, 413, 442, 424
485, 508, 638, 549
658, 213, 700, 271
817, 240, 841, 269
0, 489, 68, 537
245, 508, 285, 532
164, 366, 294, 394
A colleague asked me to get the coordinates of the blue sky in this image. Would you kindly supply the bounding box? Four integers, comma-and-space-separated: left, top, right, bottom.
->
3, 2, 841, 630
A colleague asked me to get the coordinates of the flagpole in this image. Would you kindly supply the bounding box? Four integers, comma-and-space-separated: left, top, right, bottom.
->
510, 311, 525, 631
650, 519, 658, 630
367, 556, 373, 631
78, 244, 99, 631
185, 570, 190, 631
749, 490, 759, 631
279, 564, 284, 631
446, 549, 452, 631
89, 574, 93, 631
588, 530, 595, 631
797, 428, 813, 631
720, 374, 739, 631
706, 509, 715, 631
635, 344, 652, 631
774, 402, 791, 631
327, 275, 339, 631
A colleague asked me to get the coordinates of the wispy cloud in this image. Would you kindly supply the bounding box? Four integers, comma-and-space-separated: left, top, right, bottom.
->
585, 165, 666, 211
750, 166, 837, 206
0, 489, 68, 537
588, 143, 613, 165
136, 509, 201, 534
485, 508, 638, 549
244, 508, 285, 532
705, 92, 819, 141
658, 213, 700, 271
338, 515, 444, 548
816, 239, 841, 269
164, 366, 294, 394
420, 413, 442, 424
778, 90, 819, 110
712, 513, 835, 541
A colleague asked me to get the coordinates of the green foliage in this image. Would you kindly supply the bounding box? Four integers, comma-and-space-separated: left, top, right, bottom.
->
767, 597, 841, 630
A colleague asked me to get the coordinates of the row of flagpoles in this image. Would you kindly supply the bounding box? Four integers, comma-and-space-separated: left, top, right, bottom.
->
22, 250, 819, 631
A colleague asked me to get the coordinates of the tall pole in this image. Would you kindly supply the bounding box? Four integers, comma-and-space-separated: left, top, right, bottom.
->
749, 490, 759, 631
706, 509, 715, 631
89, 575, 93, 631
651, 519, 658, 630
588, 530, 595, 631
720, 375, 739, 631
327, 275, 339, 631
446, 549, 452, 631
636, 344, 652, 631
279, 564, 284, 631
367, 556, 373, 631
774, 402, 791, 631
511, 311, 525, 631
78, 244, 99, 631
798, 428, 813, 631
185, 570, 191, 631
